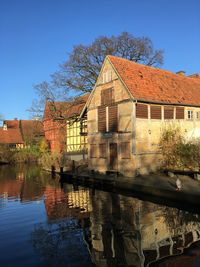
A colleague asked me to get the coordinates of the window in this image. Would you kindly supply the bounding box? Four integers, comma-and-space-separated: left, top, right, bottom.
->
108, 104, 118, 132
164, 106, 174, 119
99, 143, 107, 158
121, 142, 131, 159
80, 118, 87, 135
101, 88, 113, 106
90, 144, 97, 158
176, 107, 184, 119
187, 110, 193, 120
98, 106, 106, 132
103, 70, 112, 83
98, 104, 118, 133
196, 111, 200, 120
136, 104, 148, 119
150, 106, 161, 119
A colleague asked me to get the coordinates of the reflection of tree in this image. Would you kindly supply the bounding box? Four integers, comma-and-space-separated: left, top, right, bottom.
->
31, 219, 94, 267
163, 207, 200, 236
0, 164, 62, 203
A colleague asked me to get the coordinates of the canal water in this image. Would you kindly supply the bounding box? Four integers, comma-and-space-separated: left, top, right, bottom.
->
1, 165, 200, 267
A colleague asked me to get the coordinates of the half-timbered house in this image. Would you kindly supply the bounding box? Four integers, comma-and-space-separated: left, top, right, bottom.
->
43, 94, 88, 159
81, 55, 200, 177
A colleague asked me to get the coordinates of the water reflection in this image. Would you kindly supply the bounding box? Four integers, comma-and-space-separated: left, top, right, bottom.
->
44, 184, 91, 223
89, 190, 200, 267
0, 164, 200, 267
31, 219, 92, 267
0, 164, 44, 202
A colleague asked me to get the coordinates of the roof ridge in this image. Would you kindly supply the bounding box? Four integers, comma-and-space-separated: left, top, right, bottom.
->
106, 55, 200, 106
107, 55, 200, 82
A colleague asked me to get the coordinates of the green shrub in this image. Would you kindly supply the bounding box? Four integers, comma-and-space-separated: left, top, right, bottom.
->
0, 145, 41, 164
39, 152, 72, 171
160, 126, 183, 168
39, 138, 49, 154
160, 126, 200, 171
0, 145, 13, 163
11, 146, 41, 163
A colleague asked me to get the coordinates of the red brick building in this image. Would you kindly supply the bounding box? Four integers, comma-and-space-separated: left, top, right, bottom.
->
43, 95, 88, 154
43, 102, 68, 152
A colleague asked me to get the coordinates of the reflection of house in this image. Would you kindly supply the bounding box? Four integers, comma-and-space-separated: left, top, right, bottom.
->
0, 178, 23, 198
44, 184, 91, 222
0, 166, 43, 201
81, 55, 200, 176
43, 94, 88, 159
88, 190, 200, 267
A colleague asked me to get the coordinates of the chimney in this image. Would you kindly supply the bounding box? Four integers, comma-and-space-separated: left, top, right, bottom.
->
188, 74, 200, 79
176, 71, 185, 76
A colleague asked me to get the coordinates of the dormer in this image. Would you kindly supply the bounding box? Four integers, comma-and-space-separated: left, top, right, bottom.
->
3, 122, 7, 130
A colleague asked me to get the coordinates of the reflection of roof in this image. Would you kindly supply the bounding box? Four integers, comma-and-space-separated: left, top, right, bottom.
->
0, 180, 23, 197
43, 94, 89, 121
108, 55, 200, 105
0, 128, 24, 144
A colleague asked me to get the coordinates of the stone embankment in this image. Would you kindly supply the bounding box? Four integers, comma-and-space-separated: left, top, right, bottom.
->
59, 169, 200, 209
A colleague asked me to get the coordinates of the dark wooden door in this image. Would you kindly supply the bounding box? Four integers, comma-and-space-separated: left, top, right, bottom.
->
110, 143, 118, 170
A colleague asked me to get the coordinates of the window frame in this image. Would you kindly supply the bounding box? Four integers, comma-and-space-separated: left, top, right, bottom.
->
90, 144, 97, 158
187, 110, 194, 120
103, 70, 112, 83
99, 143, 107, 158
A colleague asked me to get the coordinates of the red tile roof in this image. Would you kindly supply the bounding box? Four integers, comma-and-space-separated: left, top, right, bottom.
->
43, 94, 89, 121
108, 55, 200, 106
0, 128, 24, 144
20, 120, 44, 139
4, 120, 19, 129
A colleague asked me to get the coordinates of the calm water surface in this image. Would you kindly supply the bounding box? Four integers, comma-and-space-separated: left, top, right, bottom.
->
1, 164, 200, 267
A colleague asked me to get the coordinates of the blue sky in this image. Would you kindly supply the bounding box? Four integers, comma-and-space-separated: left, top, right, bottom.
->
0, 0, 199, 120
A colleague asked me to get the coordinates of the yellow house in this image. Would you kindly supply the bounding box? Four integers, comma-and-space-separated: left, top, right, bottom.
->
66, 117, 87, 157
65, 94, 89, 160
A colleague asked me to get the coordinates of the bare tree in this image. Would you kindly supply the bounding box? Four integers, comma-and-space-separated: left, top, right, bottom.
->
52, 32, 163, 94
30, 32, 164, 119
0, 114, 4, 125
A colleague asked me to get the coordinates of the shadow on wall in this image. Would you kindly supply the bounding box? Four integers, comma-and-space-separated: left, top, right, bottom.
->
136, 153, 162, 176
